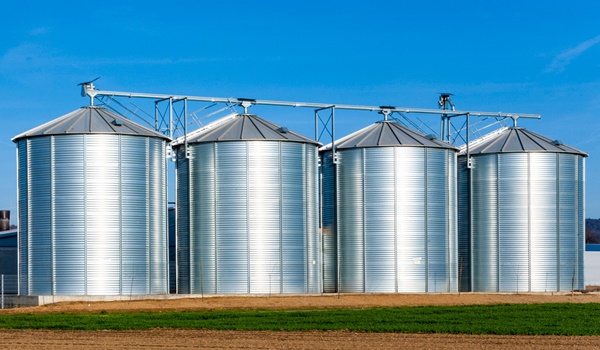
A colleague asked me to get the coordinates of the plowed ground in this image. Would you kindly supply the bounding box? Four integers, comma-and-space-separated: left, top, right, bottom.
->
2, 293, 600, 349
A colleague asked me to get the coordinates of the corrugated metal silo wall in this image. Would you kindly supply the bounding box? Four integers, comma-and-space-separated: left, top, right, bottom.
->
17, 141, 28, 294
320, 151, 337, 293
176, 150, 190, 294
17, 134, 168, 295
336, 146, 457, 293
465, 152, 585, 292
457, 156, 471, 292
176, 140, 321, 294
168, 208, 176, 294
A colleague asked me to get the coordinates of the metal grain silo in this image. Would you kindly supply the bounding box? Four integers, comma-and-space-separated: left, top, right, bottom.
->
13, 106, 170, 296
458, 127, 587, 292
320, 150, 337, 293
321, 120, 458, 293
175, 114, 321, 294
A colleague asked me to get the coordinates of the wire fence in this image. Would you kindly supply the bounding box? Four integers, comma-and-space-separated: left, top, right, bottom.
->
1, 274, 18, 309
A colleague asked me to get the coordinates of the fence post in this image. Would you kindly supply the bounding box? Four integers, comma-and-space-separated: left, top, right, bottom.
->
1, 274, 4, 310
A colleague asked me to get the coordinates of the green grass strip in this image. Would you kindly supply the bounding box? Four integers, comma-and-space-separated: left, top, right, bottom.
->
1, 303, 600, 335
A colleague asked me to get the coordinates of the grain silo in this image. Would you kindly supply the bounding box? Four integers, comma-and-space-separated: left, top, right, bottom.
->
320, 150, 337, 293
175, 113, 321, 294
13, 106, 170, 296
458, 127, 587, 292
321, 120, 458, 293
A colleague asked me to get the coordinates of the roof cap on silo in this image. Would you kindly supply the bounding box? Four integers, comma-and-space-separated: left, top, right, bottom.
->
177, 113, 319, 145
320, 120, 457, 151
459, 127, 587, 156
12, 106, 171, 142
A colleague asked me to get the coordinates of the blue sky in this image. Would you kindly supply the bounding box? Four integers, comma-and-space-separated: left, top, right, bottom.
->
1, 0, 599, 221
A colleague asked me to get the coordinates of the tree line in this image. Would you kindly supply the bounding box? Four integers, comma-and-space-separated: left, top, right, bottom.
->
586, 218, 600, 244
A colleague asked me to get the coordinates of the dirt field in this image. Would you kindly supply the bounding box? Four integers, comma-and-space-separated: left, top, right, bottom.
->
3, 292, 600, 314
1, 329, 600, 350
2, 293, 600, 349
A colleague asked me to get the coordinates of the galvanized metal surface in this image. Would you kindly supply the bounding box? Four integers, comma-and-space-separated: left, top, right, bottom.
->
462, 152, 585, 292
327, 121, 455, 150
12, 106, 170, 141
82, 85, 542, 118
462, 127, 587, 156
17, 134, 168, 295
168, 208, 176, 294
457, 157, 471, 291
320, 152, 337, 293
180, 114, 319, 144
177, 139, 321, 294
332, 146, 458, 293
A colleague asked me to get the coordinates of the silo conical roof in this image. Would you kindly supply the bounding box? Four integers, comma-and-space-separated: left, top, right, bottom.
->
321, 120, 457, 151
178, 113, 319, 144
462, 127, 587, 156
12, 106, 171, 142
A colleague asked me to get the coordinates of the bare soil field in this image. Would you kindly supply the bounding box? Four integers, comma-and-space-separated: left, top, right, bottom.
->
1, 329, 600, 350
2, 293, 600, 349
3, 292, 600, 314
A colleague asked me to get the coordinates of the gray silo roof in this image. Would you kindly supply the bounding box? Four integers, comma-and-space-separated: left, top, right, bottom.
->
321, 120, 457, 151
461, 127, 587, 156
12, 106, 171, 142
178, 114, 319, 145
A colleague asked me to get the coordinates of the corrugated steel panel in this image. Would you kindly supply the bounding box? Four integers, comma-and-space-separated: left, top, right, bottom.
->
457, 157, 470, 291
168, 208, 176, 293
27, 137, 52, 294
215, 142, 250, 294
176, 147, 191, 294
148, 138, 168, 293
529, 153, 559, 292
464, 152, 585, 292
337, 148, 365, 293
497, 153, 530, 292
177, 140, 321, 294
470, 155, 499, 292
17, 141, 28, 295
17, 133, 168, 295
53, 135, 86, 295
335, 146, 458, 293
304, 145, 321, 293
321, 152, 337, 293
558, 154, 585, 291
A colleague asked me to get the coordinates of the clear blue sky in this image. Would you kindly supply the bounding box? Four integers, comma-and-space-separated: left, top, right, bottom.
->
1, 1, 599, 222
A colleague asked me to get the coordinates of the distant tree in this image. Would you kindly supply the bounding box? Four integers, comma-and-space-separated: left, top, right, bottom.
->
586, 219, 600, 244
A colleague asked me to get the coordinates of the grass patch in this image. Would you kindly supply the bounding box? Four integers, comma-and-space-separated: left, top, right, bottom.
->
1, 303, 600, 335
